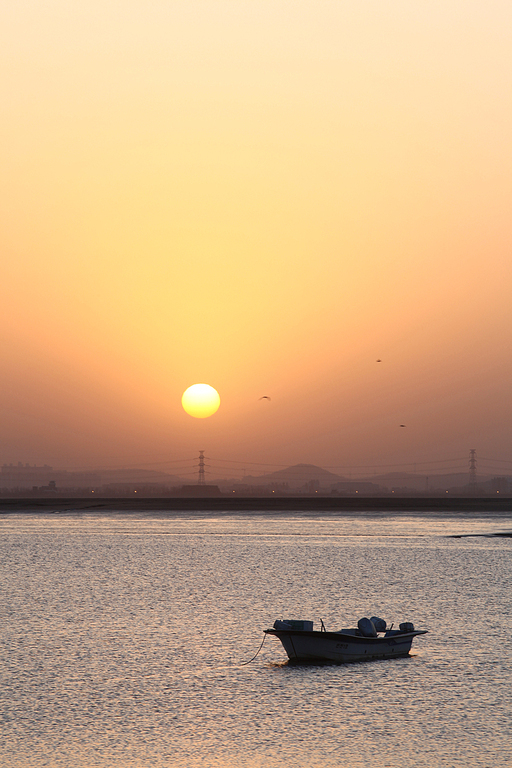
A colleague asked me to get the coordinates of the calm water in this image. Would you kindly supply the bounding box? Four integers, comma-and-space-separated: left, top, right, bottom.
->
1, 512, 511, 768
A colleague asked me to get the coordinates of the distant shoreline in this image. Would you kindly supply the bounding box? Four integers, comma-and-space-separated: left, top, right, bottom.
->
1, 496, 512, 517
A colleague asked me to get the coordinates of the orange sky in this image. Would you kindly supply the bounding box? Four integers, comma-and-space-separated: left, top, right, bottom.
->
1, 1, 511, 476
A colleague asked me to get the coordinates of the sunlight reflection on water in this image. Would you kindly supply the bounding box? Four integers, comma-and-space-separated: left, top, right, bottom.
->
1, 512, 511, 767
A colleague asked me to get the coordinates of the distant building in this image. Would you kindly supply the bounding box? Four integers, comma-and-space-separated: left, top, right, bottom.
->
1, 463, 53, 488
331, 481, 381, 495
35, 480, 57, 493
488, 477, 512, 494
179, 485, 223, 496
1, 463, 99, 490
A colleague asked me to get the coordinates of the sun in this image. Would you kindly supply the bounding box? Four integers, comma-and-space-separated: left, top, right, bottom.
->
181, 384, 220, 418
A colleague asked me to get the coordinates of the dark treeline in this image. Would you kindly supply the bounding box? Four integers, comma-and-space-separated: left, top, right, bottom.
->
1, 496, 512, 515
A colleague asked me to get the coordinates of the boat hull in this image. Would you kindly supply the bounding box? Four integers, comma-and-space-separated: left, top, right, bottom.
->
265, 628, 427, 664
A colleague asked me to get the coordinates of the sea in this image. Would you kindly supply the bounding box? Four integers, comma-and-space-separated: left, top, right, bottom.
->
1, 510, 511, 768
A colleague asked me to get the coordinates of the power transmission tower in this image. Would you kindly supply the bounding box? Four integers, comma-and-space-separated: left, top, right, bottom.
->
469, 449, 477, 491
198, 450, 206, 485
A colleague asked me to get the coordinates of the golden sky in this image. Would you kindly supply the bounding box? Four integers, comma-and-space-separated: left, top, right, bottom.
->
1, 1, 511, 475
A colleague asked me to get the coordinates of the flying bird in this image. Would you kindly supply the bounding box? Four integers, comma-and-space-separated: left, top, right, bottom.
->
259, 396, 271, 401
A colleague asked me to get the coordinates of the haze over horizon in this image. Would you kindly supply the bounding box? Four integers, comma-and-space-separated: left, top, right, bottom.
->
2, 1, 511, 472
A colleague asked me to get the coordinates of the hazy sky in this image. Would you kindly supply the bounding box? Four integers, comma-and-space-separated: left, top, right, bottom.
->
2, 1, 511, 476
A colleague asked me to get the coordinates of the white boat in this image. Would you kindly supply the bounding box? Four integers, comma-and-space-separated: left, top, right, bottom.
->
265, 616, 427, 664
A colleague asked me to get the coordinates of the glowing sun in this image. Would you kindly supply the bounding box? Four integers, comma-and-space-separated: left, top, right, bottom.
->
181, 384, 220, 418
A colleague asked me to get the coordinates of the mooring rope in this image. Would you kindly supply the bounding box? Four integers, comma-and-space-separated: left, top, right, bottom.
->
239, 633, 267, 665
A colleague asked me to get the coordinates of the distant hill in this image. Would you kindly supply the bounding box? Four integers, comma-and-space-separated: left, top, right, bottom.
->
364, 472, 493, 491
92, 465, 497, 493
235, 465, 497, 493
242, 463, 345, 489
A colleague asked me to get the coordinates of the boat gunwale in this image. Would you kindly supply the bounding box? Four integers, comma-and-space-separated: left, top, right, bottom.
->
264, 628, 428, 644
